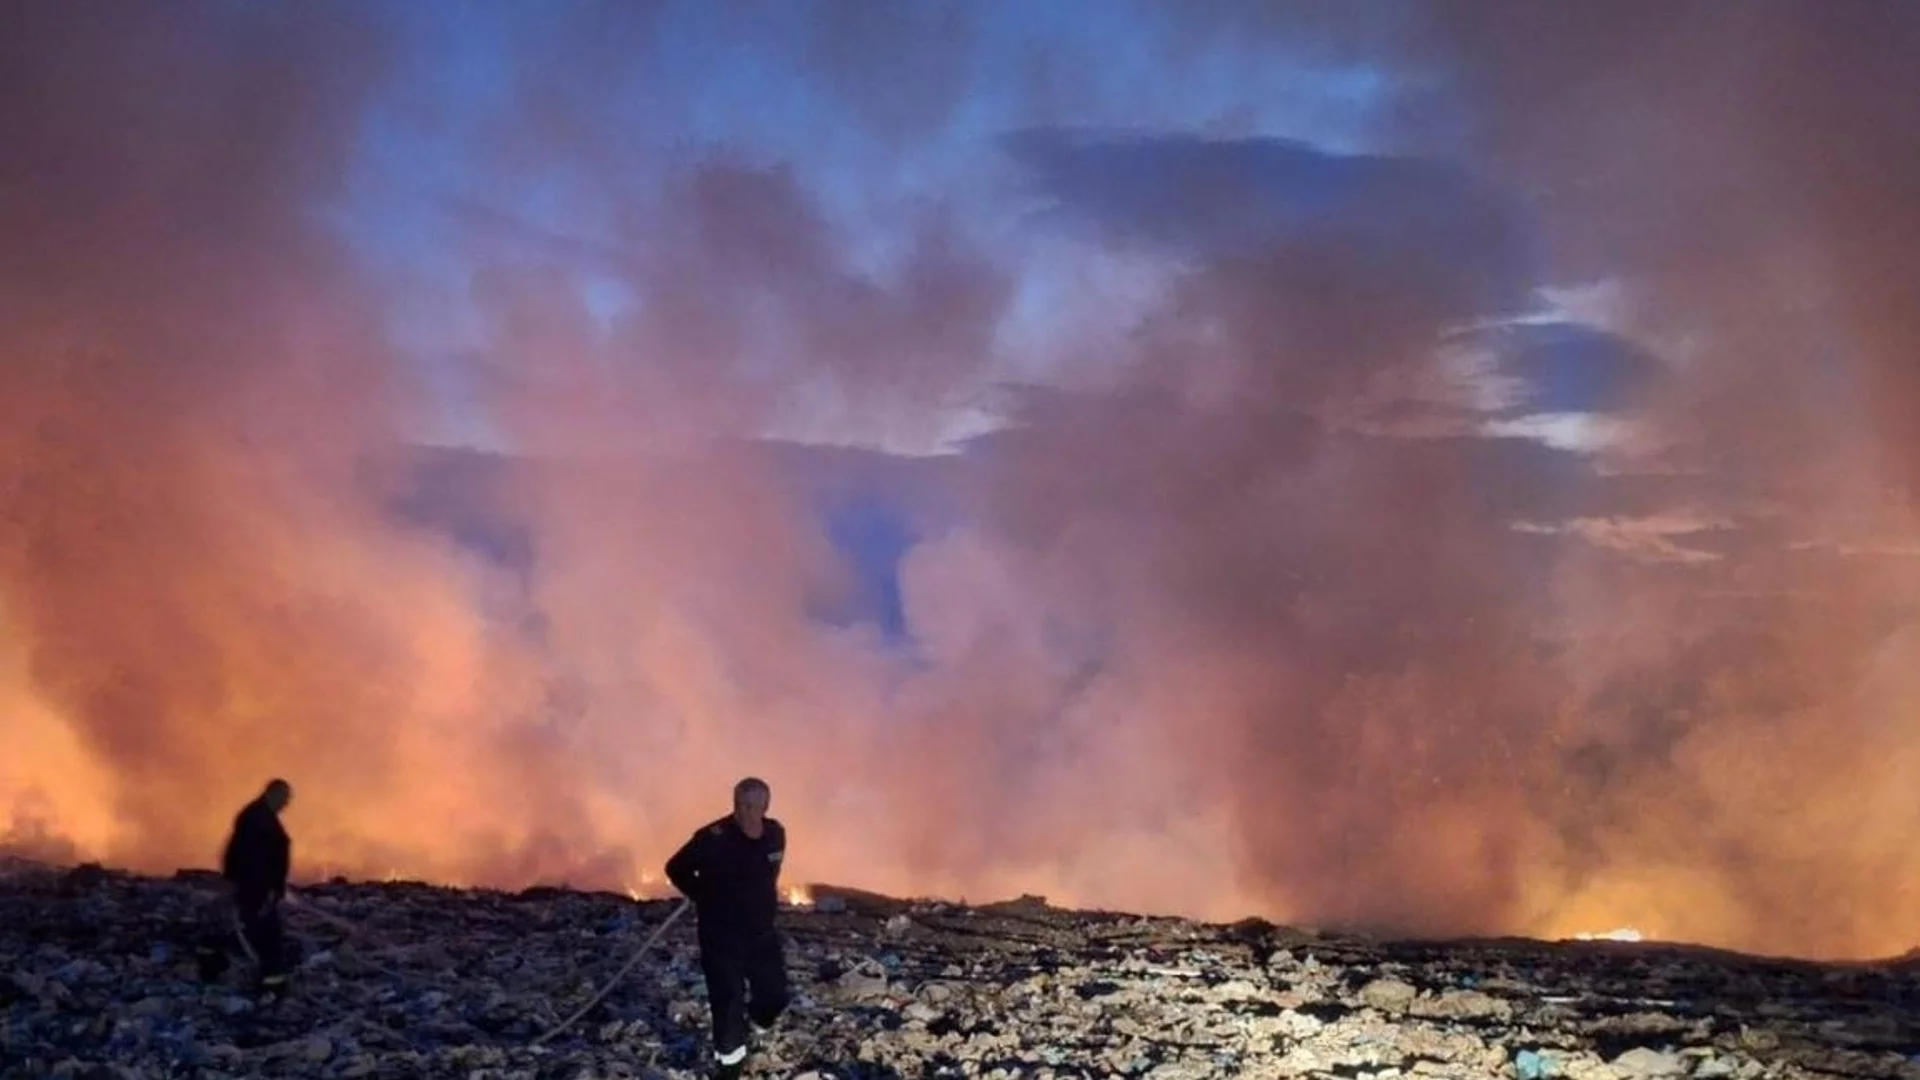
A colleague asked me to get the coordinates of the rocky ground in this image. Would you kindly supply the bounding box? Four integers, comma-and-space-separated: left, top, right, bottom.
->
4, 860, 1920, 1080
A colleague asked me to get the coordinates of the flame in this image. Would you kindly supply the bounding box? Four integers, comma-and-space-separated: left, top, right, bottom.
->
620, 868, 664, 902
783, 884, 814, 908
1570, 928, 1646, 943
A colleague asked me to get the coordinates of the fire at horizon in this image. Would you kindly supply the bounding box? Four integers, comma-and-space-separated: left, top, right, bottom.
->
5, 2, 1920, 962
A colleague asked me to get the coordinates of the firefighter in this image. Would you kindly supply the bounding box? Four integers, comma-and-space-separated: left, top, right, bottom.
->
220, 778, 294, 992
665, 777, 790, 1079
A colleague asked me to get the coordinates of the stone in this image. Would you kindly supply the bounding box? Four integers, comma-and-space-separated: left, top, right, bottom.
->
1691, 1055, 1738, 1079
1611, 1047, 1687, 1078
836, 963, 889, 1000
1419, 987, 1512, 1021
0, 859, 1911, 1080
1359, 976, 1420, 1013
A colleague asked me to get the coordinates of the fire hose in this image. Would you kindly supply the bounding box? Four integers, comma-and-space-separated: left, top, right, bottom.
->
531, 897, 691, 1046
231, 887, 693, 1046
228, 889, 407, 979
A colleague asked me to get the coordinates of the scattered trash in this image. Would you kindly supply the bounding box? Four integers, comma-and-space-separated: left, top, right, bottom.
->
1515, 1047, 1561, 1079
0, 860, 1895, 1079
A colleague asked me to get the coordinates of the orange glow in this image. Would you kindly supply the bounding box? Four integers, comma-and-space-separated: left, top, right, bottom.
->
6, 2, 1920, 965
1570, 928, 1645, 943
783, 884, 814, 908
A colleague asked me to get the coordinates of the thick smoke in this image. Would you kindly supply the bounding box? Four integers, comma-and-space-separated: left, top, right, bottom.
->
4, 1, 1920, 959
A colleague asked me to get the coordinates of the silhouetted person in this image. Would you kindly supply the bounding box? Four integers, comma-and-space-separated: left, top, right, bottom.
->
220, 778, 294, 991
665, 777, 789, 1079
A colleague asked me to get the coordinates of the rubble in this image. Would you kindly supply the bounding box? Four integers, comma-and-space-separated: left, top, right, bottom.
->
3, 861, 1920, 1079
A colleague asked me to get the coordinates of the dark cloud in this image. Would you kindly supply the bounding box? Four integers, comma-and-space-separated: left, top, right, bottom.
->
1001, 130, 1549, 441
1479, 323, 1667, 416
1006, 130, 1536, 317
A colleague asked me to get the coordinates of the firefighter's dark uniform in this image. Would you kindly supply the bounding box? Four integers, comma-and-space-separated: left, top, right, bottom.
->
220, 794, 292, 989
665, 815, 790, 1075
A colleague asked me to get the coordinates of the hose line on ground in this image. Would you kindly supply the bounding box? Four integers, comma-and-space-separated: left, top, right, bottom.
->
531, 898, 693, 1047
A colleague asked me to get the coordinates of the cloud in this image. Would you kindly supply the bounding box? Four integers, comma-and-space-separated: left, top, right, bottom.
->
1791, 542, 1920, 560
1005, 130, 1676, 467
1479, 323, 1667, 416
1513, 513, 1733, 565
1004, 129, 1536, 320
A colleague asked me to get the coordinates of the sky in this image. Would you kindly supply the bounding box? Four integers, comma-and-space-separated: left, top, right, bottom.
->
340, 1, 1408, 453
4, 0, 1920, 960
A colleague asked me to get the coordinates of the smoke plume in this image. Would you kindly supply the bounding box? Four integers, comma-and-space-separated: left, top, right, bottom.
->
4, 0, 1920, 959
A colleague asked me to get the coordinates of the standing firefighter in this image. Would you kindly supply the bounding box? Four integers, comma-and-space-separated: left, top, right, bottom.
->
665, 777, 790, 1079
220, 778, 294, 992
